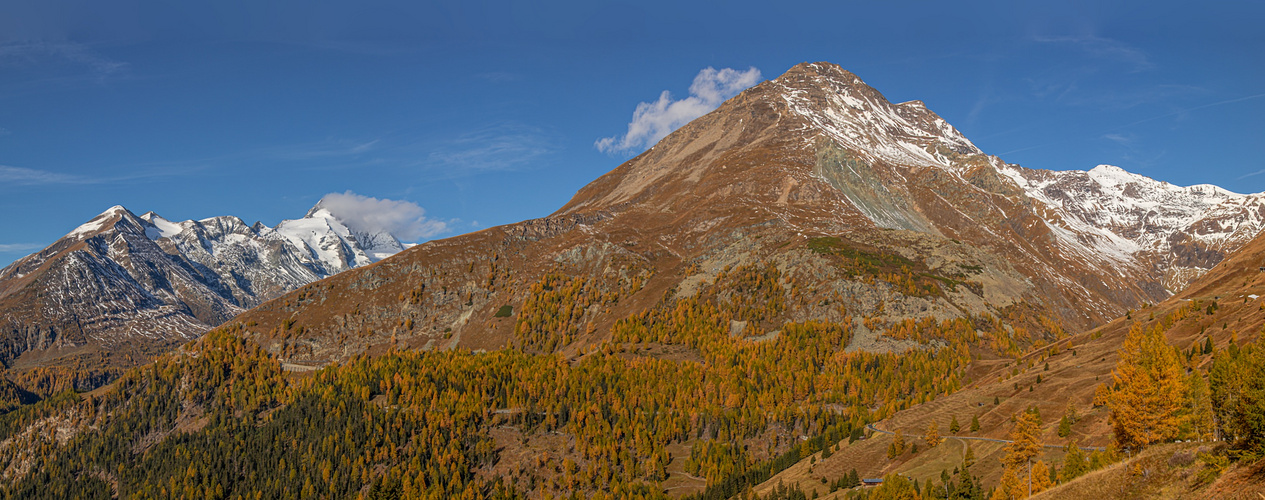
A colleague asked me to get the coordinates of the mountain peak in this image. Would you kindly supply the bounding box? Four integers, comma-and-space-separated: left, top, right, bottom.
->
304, 200, 330, 219
783, 61, 863, 83
771, 63, 980, 166
64, 205, 137, 239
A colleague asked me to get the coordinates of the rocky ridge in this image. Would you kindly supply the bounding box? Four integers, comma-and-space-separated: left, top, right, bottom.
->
0, 202, 406, 380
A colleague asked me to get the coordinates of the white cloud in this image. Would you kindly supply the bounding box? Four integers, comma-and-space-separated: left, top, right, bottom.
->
0, 164, 86, 185
316, 191, 447, 241
596, 66, 761, 154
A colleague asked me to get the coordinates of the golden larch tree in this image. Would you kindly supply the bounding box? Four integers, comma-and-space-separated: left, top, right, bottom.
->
1003, 410, 1042, 468
1107, 322, 1188, 450
926, 420, 941, 447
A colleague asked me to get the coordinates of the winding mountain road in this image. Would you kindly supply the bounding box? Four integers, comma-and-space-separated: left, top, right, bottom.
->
865, 423, 1106, 452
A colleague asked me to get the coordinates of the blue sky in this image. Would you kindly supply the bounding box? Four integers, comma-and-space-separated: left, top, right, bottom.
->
1, 0, 1262, 267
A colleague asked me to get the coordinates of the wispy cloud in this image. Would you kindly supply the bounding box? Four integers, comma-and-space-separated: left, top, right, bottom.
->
271, 138, 382, 160
1103, 133, 1132, 146
1120, 92, 1265, 128
1032, 35, 1153, 73
427, 124, 554, 172
316, 191, 447, 240
596, 66, 762, 154
1238, 169, 1265, 180
0, 165, 91, 185
997, 145, 1047, 156
0, 41, 128, 81
965, 81, 996, 129
0, 243, 42, 253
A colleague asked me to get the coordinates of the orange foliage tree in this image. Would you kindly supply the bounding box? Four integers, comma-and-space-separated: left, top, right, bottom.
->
1106, 322, 1188, 450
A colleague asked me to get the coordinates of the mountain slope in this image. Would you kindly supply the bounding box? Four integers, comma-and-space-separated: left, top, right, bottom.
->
747, 213, 1265, 499
0, 203, 406, 391
230, 62, 1264, 366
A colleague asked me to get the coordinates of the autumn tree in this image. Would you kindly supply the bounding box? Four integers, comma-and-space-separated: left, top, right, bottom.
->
970, 414, 981, 432
926, 420, 942, 448
870, 473, 918, 500
990, 466, 1024, 500
1029, 460, 1052, 494
991, 409, 1044, 499
889, 430, 907, 459
950, 415, 961, 434
1004, 410, 1042, 468
1107, 323, 1188, 450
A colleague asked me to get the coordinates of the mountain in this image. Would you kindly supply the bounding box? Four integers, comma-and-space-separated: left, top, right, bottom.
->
229, 62, 1264, 366
4, 61, 1264, 499
0, 202, 406, 392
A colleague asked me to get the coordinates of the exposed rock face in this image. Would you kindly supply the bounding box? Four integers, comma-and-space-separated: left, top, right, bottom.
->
226, 62, 1264, 366
0, 204, 406, 377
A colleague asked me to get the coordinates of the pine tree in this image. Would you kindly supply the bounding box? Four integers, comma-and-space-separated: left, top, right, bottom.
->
1058, 442, 1088, 483
1057, 415, 1072, 438
1183, 372, 1215, 441
950, 415, 961, 434
1107, 323, 1189, 450
970, 415, 981, 432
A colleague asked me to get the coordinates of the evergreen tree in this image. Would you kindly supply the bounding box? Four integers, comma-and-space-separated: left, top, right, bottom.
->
970, 415, 981, 432
1057, 415, 1072, 438
1183, 372, 1215, 441
949, 415, 961, 434
1057, 445, 1087, 483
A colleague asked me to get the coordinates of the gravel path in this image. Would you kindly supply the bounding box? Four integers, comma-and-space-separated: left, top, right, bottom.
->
866, 423, 1106, 452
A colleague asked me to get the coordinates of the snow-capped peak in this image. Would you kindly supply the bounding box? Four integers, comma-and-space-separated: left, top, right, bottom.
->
65, 205, 133, 239
139, 212, 184, 240
775, 62, 981, 169
999, 162, 1265, 291
302, 201, 406, 260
